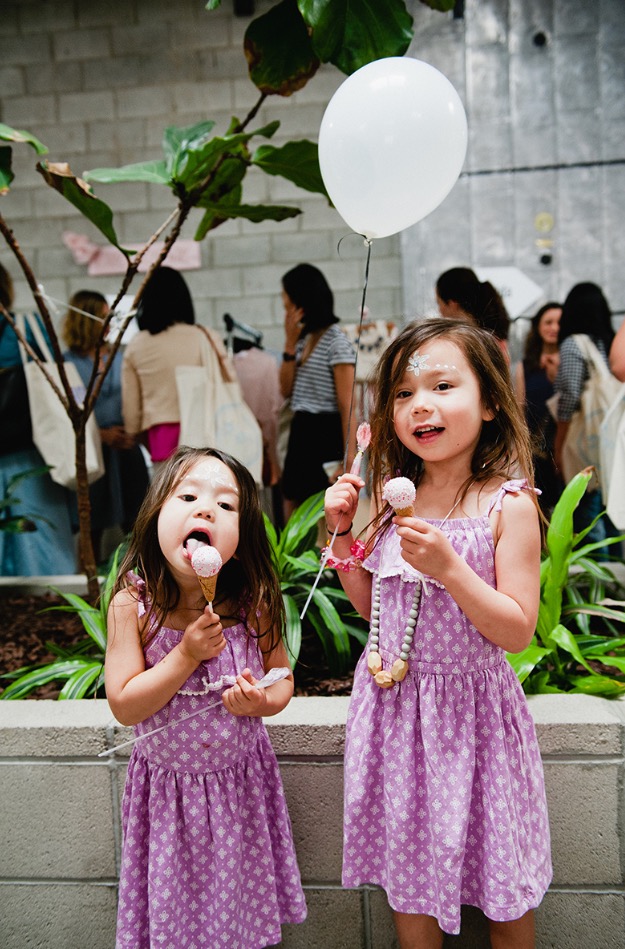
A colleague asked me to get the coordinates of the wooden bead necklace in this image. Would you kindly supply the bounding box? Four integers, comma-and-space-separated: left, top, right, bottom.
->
367, 495, 461, 689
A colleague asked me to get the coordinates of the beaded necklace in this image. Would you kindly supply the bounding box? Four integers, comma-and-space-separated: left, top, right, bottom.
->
367, 496, 462, 689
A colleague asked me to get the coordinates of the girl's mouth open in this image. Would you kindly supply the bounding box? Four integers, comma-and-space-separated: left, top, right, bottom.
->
184, 531, 212, 559
414, 426, 443, 440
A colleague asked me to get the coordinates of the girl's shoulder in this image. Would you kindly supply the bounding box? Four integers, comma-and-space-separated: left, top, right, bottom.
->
482, 477, 538, 516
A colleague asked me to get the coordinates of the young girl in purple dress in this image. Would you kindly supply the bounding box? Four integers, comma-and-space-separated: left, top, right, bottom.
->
324, 318, 551, 947
105, 446, 306, 948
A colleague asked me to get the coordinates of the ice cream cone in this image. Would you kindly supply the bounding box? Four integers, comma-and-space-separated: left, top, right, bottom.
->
394, 505, 414, 517
198, 574, 218, 602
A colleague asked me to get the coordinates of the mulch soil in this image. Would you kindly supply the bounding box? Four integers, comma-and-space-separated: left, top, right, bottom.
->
0, 591, 355, 700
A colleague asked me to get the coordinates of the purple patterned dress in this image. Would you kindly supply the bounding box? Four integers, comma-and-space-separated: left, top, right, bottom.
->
115, 580, 307, 948
342, 482, 552, 935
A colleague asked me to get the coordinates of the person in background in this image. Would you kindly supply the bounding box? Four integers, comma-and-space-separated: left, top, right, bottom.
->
122, 267, 206, 471
62, 290, 149, 563
279, 263, 357, 520
609, 317, 625, 382
436, 266, 511, 361
553, 282, 616, 541
514, 302, 563, 514
0, 262, 76, 576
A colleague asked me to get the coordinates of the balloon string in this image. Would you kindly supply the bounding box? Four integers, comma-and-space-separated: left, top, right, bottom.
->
341, 236, 372, 470
300, 236, 373, 622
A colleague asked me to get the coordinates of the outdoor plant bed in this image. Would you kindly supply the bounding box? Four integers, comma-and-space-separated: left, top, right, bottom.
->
0, 590, 84, 700
0, 590, 355, 700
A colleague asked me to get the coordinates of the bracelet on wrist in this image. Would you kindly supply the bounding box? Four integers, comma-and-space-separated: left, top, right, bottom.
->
282, 351, 296, 362
326, 521, 353, 537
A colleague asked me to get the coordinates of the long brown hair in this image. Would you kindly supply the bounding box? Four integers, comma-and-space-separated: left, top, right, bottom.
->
113, 447, 285, 652
367, 317, 537, 542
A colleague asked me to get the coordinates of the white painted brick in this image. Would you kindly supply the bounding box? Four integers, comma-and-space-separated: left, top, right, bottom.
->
0, 33, 51, 66
111, 23, 170, 58
82, 55, 147, 92
4, 94, 57, 126
53, 28, 111, 62
172, 81, 233, 116
213, 234, 271, 267
24, 60, 82, 95
116, 85, 173, 119
59, 90, 115, 123
0, 66, 25, 96
78, 0, 135, 28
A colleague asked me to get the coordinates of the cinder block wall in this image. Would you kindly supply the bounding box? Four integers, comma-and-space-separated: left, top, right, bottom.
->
1, 695, 624, 949
1, 0, 623, 357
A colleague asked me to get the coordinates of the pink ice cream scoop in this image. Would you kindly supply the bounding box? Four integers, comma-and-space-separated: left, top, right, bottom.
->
190, 544, 222, 602
382, 477, 416, 516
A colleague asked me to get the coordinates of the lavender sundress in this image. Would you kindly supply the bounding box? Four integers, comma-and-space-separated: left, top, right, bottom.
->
342, 481, 552, 934
115, 579, 307, 948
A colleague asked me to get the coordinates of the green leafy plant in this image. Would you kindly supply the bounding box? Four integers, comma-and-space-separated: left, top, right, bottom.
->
265, 492, 368, 674
0, 550, 119, 700
508, 469, 625, 697
0, 0, 451, 596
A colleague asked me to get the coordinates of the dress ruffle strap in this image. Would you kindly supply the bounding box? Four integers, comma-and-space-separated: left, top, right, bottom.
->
487, 478, 540, 515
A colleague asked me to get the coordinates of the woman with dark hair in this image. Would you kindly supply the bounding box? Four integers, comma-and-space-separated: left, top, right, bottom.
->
514, 302, 563, 513
62, 290, 149, 562
122, 266, 207, 468
554, 282, 617, 542
279, 263, 356, 516
436, 267, 511, 358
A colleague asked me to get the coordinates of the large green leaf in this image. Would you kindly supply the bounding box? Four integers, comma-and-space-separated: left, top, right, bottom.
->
36, 161, 130, 254
59, 661, 104, 699
0, 660, 87, 699
311, 588, 350, 657
0, 122, 48, 192
506, 643, 551, 683
283, 592, 302, 667
162, 120, 216, 177
252, 140, 328, 198
568, 674, 625, 697
195, 200, 300, 241
245, 0, 320, 96
85, 159, 169, 186
548, 623, 594, 673
299, 0, 414, 75
0, 122, 48, 154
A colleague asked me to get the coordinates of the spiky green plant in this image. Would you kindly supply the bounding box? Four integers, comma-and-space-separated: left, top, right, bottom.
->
0, 549, 119, 700
265, 492, 368, 673
507, 469, 625, 696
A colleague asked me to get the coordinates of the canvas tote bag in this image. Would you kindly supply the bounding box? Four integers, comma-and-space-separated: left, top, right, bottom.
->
17, 313, 105, 489
561, 334, 622, 488
176, 325, 263, 483
599, 382, 625, 528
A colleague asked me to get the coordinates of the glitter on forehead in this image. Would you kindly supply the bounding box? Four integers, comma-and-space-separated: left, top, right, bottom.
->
191, 461, 238, 492
407, 351, 430, 376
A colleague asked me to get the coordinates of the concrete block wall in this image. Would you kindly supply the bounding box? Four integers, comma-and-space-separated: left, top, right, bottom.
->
1, 695, 624, 949
1, 0, 623, 358
402, 0, 625, 356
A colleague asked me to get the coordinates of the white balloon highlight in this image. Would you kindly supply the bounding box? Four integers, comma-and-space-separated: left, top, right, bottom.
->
318, 57, 468, 240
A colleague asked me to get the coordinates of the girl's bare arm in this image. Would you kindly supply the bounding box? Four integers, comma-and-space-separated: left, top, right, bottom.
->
105, 589, 224, 725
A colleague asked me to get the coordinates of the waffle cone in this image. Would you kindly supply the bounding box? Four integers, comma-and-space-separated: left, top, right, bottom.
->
198, 574, 218, 602
394, 505, 414, 517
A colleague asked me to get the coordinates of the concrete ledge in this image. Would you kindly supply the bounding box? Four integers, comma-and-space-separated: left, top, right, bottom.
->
0, 695, 623, 948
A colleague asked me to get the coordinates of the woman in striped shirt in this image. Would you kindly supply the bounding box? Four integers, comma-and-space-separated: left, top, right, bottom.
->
279, 264, 356, 519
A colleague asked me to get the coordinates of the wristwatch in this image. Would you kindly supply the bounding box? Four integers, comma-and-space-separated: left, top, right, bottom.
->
282, 351, 296, 362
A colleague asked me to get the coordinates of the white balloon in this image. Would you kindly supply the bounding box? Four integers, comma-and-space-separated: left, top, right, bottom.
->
318, 57, 468, 240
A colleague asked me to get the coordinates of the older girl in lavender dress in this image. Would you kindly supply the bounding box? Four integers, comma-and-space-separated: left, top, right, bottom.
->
324, 318, 551, 948
105, 446, 306, 949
